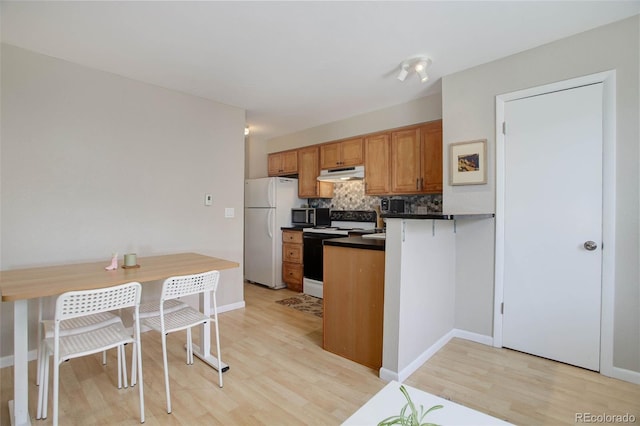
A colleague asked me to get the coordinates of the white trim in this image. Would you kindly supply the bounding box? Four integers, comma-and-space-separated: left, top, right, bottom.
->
380, 330, 455, 382
494, 71, 617, 377
451, 329, 493, 346
211, 300, 246, 315
610, 366, 640, 385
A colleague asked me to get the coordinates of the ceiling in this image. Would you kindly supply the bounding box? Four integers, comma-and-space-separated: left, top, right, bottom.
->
2, 1, 639, 141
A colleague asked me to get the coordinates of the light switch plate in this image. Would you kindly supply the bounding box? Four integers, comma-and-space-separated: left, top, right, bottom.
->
204, 194, 213, 206
224, 208, 235, 218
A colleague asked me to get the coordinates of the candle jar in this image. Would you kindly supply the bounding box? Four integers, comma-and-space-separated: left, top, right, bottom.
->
124, 253, 137, 267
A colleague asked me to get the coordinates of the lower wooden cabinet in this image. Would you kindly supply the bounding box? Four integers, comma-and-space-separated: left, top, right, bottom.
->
282, 230, 303, 292
323, 245, 385, 369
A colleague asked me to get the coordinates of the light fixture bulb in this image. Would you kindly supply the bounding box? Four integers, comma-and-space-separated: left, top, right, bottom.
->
414, 61, 426, 72
244, 126, 250, 136
417, 68, 429, 83
397, 64, 409, 81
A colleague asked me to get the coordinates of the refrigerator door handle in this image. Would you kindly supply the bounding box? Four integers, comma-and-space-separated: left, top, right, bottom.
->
267, 209, 274, 239
268, 179, 275, 207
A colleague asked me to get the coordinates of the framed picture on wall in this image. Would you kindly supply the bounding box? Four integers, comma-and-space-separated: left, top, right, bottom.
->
449, 139, 487, 185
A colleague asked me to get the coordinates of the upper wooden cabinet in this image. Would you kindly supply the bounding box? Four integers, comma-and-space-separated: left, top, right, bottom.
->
268, 150, 298, 176
298, 146, 333, 199
320, 138, 364, 170
364, 133, 391, 195
390, 120, 442, 194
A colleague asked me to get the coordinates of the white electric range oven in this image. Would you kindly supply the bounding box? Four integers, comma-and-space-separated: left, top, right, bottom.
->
302, 210, 377, 298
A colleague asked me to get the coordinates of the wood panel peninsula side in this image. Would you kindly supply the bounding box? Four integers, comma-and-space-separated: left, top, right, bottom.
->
323, 240, 385, 369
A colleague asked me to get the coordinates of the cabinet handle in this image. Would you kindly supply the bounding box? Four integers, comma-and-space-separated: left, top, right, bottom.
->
420, 177, 424, 190
416, 178, 419, 190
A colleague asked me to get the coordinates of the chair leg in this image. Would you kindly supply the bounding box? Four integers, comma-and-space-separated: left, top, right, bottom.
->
36, 346, 46, 419
117, 345, 122, 389
134, 328, 145, 423
161, 333, 172, 413
186, 328, 192, 365
121, 345, 129, 389
42, 348, 50, 420
131, 341, 137, 387
52, 353, 59, 426
213, 318, 223, 388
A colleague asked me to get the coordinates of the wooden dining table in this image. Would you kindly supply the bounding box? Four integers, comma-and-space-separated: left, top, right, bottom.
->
0, 252, 239, 426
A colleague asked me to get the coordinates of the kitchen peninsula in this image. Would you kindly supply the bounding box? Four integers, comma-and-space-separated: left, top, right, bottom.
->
379, 213, 494, 382
323, 235, 385, 369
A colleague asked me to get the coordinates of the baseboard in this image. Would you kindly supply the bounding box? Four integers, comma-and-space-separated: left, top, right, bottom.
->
379, 329, 493, 383
451, 329, 494, 346
608, 366, 640, 385
214, 300, 245, 315
0, 349, 38, 368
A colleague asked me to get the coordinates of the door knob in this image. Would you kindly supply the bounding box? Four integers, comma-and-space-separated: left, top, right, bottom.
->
584, 241, 598, 251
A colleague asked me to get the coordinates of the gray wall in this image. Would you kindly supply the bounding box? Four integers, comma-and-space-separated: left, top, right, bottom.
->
443, 16, 639, 372
0, 44, 246, 357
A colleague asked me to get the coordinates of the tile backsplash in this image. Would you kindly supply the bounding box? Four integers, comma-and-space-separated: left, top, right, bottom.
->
306, 181, 442, 213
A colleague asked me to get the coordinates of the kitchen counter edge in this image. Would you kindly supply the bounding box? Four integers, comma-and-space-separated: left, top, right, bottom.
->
323, 236, 385, 251
381, 213, 495, 220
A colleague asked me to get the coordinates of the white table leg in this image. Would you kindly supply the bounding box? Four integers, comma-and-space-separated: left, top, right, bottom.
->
190, 290, 229, 372
9, 299, 32, 426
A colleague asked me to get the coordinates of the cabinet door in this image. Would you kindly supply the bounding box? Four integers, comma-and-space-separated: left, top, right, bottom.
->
268, 152, 283, 176
268, 150, 298, 176
420, 121, 443, 193
298, 146, 334, 198
364, 133, 390, 195
281, 150, 298, 174
391, 128, 421, 193
283, 242, 302, 263
320, 142, 341, 169
340, 138, 364, 167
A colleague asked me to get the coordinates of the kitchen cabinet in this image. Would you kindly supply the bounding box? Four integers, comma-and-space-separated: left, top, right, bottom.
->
390, 120, 442, 194
298, 146, 333, 199
282, 229, 303, 291
323, 244, 385, 369
268, 150, 298, 176
320, 138, 364, 170
364, 133, 390, 195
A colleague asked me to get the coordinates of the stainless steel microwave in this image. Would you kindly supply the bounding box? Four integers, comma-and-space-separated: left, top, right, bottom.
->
291, 208, 330, 227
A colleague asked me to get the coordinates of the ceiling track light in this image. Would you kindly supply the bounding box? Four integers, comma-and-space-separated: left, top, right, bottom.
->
397, 56, 432, 83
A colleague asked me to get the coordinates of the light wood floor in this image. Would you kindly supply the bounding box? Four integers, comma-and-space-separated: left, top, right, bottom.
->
2, 281, 639, 425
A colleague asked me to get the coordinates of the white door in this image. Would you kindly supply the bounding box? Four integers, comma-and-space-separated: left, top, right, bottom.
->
244, 207, 276, 287
502, 83, 603, 371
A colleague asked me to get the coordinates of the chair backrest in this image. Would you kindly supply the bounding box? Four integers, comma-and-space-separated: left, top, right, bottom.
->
161, 270, 220, 302
55, 282, 142, 322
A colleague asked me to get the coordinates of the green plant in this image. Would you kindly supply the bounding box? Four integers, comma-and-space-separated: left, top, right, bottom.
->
377, 385, 443, 426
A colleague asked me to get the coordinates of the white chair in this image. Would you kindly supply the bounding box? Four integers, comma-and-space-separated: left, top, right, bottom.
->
143, 270, 222, 414
37, 282, 145, 426
36, 297, 123, 387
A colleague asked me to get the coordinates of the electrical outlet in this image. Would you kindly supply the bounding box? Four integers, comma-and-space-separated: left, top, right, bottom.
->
205, 194, 213, 206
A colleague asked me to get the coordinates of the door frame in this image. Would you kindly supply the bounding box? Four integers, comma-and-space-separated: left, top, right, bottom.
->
494, 71, 616, 378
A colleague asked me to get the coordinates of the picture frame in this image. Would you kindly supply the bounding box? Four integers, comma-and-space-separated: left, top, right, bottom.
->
449, 139, 487, 185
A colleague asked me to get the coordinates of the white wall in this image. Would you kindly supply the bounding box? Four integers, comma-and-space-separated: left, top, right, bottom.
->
382, 219, 456, 381
0, 44, 246, 358
443, 16, 640, 372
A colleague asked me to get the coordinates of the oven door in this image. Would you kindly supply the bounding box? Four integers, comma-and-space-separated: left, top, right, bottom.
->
302, 232, 341, 281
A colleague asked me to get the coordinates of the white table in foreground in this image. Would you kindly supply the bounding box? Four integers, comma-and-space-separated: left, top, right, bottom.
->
342, 380, 512, 426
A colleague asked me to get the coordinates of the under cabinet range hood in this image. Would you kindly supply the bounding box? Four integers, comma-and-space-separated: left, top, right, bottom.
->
317, 165, 364, 182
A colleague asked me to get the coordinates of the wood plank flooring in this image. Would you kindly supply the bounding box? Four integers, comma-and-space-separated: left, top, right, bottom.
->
2, 281, 639, 425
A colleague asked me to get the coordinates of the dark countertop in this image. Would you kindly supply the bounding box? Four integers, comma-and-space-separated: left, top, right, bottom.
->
281, 226, 308, 231
381, 213, 495, 220
323, 236, 385, 251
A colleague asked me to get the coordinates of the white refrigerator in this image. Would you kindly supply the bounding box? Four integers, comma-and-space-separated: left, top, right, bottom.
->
244, 177, 302, 288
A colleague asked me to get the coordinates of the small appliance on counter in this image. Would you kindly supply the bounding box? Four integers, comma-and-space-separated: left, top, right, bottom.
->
291, 207, 330, 227
389, 199, 405, 214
